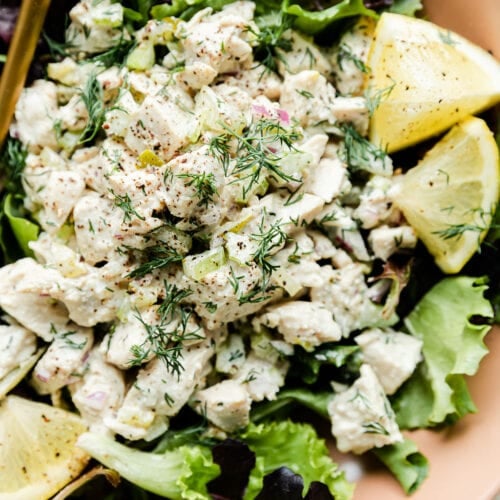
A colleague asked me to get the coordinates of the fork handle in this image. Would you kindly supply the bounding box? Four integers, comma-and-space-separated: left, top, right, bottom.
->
0, 0, 52, 146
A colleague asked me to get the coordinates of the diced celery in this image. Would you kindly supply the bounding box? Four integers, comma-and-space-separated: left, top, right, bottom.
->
183, 246, 226, 281
127, 42, 155, 71
271, 150, 313, 186
58, 130, 82, 154
56, 221, 75, 244
150, 226, 192, 255
272, 267, 302, 297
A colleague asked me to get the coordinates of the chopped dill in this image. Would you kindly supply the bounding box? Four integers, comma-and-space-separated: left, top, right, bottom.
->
157, 283, 193, 322
208, 134, 232, 175
127, 244, 184, 278
109, 188, 146, 223
339, 123, 388, 173
214, 118, 302, 198
246, 13, 294, 74
364, 80, 396, 116
0, 137, 27, 194
89, 36, 135, 67
42, 32, 75, 58
130, 283, 201, 377
284, 185, 304, 206
203, 301, 218, 313
337, 43, 369, 74
58, 330, 87, 350
79, 73, 107, 144
228, 265, 244, 295
251, 216, 288, 280
362, 421, 390, 436
433, 222, 485, 241
295, 88, 314, 99
177, 171, 218, 208
433, 208, 494, 241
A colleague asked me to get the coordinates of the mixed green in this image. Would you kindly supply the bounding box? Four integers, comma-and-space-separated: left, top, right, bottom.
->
0, 1, 498, 499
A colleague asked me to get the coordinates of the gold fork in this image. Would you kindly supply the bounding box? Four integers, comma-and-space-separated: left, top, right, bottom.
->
0, 0, 52, 146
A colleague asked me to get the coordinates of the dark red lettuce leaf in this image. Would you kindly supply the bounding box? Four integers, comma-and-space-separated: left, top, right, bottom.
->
255, 467, 335, 500
207, 439, 256, 500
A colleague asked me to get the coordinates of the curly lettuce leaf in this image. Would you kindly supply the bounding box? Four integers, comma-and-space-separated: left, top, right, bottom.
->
241, 420, 353, 500
151, 0, 376, 34
373, 438, 428, 494
77, 432, 220, 499
251, 388, 333, 422
289, 344, 361, 385
392, 276, 493, 428
151, 0, 236, 19
283, 0, 377, 35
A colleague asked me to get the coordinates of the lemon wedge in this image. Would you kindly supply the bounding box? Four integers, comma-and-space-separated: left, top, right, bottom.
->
0, 395, 89, 500
390, 116, 499, 274
366, 12, 500, 152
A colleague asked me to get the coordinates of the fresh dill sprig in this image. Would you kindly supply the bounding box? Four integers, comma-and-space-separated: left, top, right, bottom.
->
127, 245, 184, 278
284, 185, 304, 206
432, 208, 495, 244
237, 215, 287, 304
0, 137, 27, 194
177, 172, 218, 208
131, 308, 201, 377
316, 209, 340, 230
364, 80, 396, 116
215, 118, 302, 198
109, 188, 145, 223
42, 32, 75, 58
89, 36, 135, 68
208, 134, 232, 175
336, 43, 369, 74
130, 283, 200, 377
79, 73, 107, 144
287, 242, 311, 264
433, 222, 485, 241
157, 283, 193, 322
251, 216, 288, 279
229, 213, 288, 304
247, 13, 294, 74
362, 421, 390, 436
339, 123, 388, 173
295, 88, 314, 99
58, 330, 87, 350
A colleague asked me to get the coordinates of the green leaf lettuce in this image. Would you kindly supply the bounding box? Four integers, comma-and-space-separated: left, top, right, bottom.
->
373, 438, 428, 494
392, 276, 493, 428
283, 0, 376, 35
241, 420, 354, 500
77, 432, 220, 499
3, 194, 39, 258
